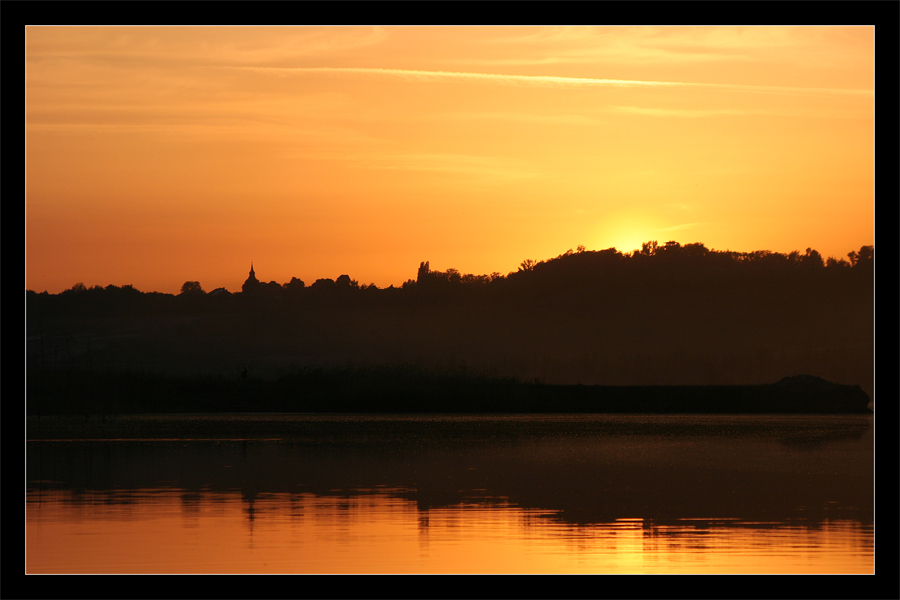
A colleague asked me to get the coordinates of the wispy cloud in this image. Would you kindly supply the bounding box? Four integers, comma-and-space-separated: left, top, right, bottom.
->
440, 111, 606, 127
474, 26, 874, 75
26, 26, 391, 65
657, 222, 702, 232
238, 66, 872, 97
613, 106, 749, 118
285, 150, 541, 180
362, 153, 540, 180
239, 66, 679, 89
470, 26, 756, 67
612, 105, 870, 119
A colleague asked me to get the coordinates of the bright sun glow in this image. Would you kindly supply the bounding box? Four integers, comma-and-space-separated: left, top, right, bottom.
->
594, 216, 658, 255
608, 234, 647, 255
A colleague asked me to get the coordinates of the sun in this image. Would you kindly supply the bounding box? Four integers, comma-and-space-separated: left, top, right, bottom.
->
607, 232, 647, 256
593, 216, 656, 255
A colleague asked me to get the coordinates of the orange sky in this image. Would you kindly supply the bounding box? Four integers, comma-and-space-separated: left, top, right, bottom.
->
26, 26, 874, 294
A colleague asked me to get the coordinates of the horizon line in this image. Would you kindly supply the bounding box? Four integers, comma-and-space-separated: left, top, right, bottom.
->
27, 241, 874, 296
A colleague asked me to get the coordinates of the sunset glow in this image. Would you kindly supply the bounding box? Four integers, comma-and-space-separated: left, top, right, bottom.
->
25, 26, 875, 294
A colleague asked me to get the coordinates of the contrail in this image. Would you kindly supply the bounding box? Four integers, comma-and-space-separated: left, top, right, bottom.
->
238, 66, 871, 96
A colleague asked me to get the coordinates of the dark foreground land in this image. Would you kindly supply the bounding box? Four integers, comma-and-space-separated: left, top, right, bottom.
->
27, 243, 875, 418
27, 367, 871, 417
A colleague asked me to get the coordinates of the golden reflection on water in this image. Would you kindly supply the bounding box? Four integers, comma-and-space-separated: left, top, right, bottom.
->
27, 489, 872, 574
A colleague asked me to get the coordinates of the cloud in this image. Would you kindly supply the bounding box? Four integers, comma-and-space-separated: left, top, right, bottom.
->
360, 153, 541, 180
281, 150, 540, 180
477, 26, 873, 74
612, 105, 870, 119
657, 222, 702, 232
613, 106, 749, 118
440, 111, 605, 127
239, 66, 679, 89
26, 26, 391, 66
470, 26, 756, 67
239, 66, 872, 97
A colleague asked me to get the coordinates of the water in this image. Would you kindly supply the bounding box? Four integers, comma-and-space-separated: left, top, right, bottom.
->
26, 414, 874, 574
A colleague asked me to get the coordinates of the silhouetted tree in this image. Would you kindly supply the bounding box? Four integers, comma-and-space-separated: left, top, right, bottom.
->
263, 281, 283, 295
284, 277, 305, 291
335, 274, 359, 289
641, 241, 658, 256
180, 281, 204, 295
283, 277, 305, 300
310, 278, 336, 291
801, 248, 824, 269
849, 245, 874, 269
417, 261, 430, 283
682, 242, 709, 259
461, 273, 491, 285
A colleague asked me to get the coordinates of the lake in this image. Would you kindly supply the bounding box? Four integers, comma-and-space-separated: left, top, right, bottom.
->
26, 413, 874, 574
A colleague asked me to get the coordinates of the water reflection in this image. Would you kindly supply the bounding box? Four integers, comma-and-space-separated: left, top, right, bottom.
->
26, 414, 873, 574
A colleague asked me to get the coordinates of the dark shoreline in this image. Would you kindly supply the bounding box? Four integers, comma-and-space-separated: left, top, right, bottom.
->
26, 367, 872, 416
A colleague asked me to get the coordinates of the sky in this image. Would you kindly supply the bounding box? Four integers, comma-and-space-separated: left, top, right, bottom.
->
25, 26, 875, 294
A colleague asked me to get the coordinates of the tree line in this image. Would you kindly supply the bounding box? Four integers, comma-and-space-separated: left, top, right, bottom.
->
27, 241, 873, 316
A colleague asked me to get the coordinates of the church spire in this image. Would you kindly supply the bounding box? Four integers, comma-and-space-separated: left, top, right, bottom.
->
242, 261, 260, 293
